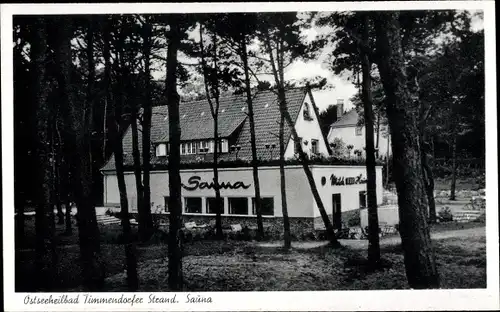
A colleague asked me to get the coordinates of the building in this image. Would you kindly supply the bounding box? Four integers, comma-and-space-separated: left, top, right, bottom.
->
101, 88, 383, 236
327, 101, 391, 158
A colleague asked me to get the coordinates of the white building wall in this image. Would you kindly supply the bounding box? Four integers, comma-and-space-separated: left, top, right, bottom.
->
104, 166, 314, 218
311, 165, 384, 218
103, 165, 382, 220
327, 125, 391, 157
284, 93, 329, 159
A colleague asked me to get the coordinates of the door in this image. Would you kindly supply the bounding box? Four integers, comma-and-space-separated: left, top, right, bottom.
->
332, 193, 342, 230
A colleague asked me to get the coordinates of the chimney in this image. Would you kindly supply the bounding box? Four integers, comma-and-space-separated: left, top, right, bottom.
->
336, 99, 344, 120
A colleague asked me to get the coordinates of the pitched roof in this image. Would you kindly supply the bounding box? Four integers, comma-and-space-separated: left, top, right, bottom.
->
330, 108, 359, 128
101, 88, 307, 171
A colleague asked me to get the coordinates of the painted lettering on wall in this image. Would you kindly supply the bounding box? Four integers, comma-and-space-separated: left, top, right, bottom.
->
321, 174, 367, 186
181, 175, 251, 191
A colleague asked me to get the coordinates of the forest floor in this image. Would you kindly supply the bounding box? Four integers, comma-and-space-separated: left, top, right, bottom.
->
15, 219, 486, 292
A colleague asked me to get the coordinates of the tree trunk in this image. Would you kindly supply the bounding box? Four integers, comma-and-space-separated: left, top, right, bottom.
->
374, 12, 439, 288
360, 13, 380, 266
449, 135, 457, 200
418, 93, 437, 223
263, 34, 340, 247
213, 126, 224, 239
141, 19, 154, 239
54, 138, 65, 225
241, 37, 264, 239
166, 20, 183, 291
386, 131, 391, 187
279, 89, 292, 249
55, 16, 104, 290
32, 17, 57, 290
199, 23, 224, 239
105, 18, 138, 291
131, 108, 145, 238
375, 110, 381, 158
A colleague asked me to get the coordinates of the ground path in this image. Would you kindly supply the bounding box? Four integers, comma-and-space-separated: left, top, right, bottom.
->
257, 226, 485, 250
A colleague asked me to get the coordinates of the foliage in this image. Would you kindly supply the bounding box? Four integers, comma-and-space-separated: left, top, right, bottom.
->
138, 153, 385, 171
346, 209, 361, 227
318, 104, 339, 139
328, 137, 349, 158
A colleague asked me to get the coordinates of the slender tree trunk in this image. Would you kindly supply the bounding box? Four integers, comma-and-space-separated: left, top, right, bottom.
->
360, 13, 380, 266
449, 135, 457, 200
374, 12, 439, 288
105, 19, 138, 291
263, 34, 340, 247
131, 108, 145, 235
241, 36, 264, 239
141, 19, 154, 239
54, 137, 64, 225
32, 17, 57, 290
375, 110, 381, 158
213, 126, 224, 239
55, 16, 104, 290
199, 23, 223, 239
386, 131, 390, 187
166, 20, 183, 291
418, 94, 437, 223
279, 92, 291, 249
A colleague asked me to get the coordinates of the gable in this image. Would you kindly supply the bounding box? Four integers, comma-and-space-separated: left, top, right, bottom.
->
284, 91, 330, 157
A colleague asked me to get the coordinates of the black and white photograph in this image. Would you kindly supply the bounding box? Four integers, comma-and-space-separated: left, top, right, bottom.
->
2, 2, 498, 311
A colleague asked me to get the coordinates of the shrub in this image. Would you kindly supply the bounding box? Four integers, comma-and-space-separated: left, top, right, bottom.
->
438, 206, 453, 222
345, 209, 361, 227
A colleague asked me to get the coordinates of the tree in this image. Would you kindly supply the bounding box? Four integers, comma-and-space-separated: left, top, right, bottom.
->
211, 12, 266, 239
13, 17, 34, 246
165, 16, 185, 291
139, 16, 155, 240
374, 11, 439, 288
318, 104, 339, 139
256, 12, 340, 247
358, 13, 381, 266
104, 16, 139, 291
198, 18, 224, 239
31, 16, 57, 290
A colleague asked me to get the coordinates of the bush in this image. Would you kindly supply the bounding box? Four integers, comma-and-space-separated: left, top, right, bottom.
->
345, 209, 361, 227
438, 206, 453, 222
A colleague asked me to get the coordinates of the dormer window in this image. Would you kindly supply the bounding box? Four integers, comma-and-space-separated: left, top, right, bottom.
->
156, 143, 167, 157
303, 102, 313, 121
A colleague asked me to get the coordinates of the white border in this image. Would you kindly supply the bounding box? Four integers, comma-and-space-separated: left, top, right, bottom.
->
2, 2, 498, 311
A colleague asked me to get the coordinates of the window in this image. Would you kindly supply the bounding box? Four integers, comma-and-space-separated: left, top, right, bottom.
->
206, 197, 223, 214
252, 197, 274, 216
228, 197, 248, 215
311, 139, 319, 154
359, 191, 367, 208
181, 142, 196, 155
294, 137, 303, 154
164, 196, 170, 212
199, 141, 210, 154
355, 126, 363, 136
156, 143, 167, 157
185, 197, 202, 214
221, 139, 229, 153
303, 102, 312, 120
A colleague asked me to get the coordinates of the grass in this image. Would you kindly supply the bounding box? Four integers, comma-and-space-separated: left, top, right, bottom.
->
434, 177, 483, 191
15, 217, 486, 291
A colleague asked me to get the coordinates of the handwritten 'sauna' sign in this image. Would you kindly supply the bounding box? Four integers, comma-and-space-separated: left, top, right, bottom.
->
181, 176, 251, 191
